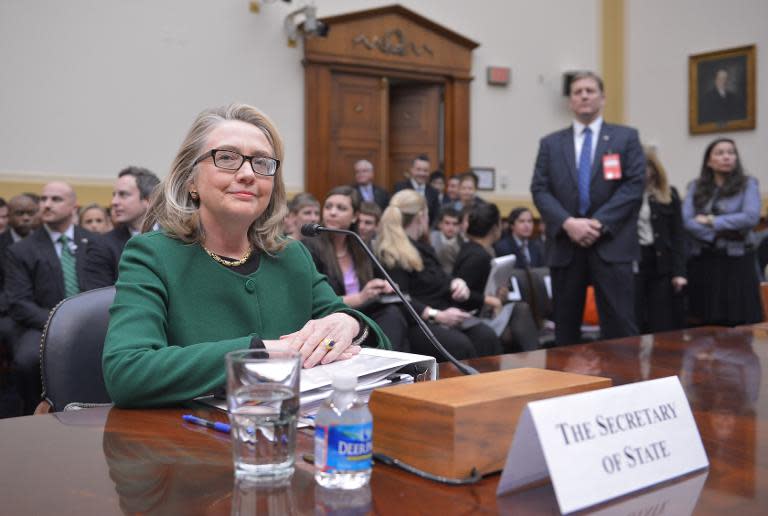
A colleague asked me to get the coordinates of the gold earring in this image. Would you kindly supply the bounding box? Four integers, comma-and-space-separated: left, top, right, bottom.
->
190, 190, 199, 201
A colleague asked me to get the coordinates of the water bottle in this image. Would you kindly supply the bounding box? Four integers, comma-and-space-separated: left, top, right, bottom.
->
314, 372, 373, 489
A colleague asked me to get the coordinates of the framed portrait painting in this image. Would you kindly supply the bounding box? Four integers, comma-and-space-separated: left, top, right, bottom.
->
689, 45, 756, 134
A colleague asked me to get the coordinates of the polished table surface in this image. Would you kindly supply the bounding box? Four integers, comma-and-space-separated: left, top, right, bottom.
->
1, 325, 766, 515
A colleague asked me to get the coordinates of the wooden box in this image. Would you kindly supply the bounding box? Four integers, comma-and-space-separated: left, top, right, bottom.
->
369, 368, 611, 478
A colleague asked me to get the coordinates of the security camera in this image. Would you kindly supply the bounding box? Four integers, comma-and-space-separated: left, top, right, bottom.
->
284, 4, 330, 47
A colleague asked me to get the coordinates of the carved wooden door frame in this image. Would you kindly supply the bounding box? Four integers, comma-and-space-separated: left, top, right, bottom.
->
303, 5, 478, 199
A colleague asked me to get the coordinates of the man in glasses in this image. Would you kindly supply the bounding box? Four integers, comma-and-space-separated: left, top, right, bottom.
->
82, 166, 159, 289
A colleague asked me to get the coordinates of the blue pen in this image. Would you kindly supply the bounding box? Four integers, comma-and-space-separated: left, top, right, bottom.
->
182, 414, 231, 434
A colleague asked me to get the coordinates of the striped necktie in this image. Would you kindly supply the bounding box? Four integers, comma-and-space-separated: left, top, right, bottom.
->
59, 234, 80, 298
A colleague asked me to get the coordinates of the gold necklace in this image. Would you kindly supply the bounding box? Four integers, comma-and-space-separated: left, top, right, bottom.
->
203, 245, 253, 267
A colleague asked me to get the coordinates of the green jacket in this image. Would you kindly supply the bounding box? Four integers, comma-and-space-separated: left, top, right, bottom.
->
102, 232, 389, 407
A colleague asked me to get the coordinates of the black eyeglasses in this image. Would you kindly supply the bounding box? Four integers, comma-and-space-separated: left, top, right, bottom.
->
193, 149, 280, 176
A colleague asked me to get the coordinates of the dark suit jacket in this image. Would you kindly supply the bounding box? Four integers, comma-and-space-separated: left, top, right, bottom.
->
453, 240, 491, 308
393, 180, 440, 226
493, 236, 544, 269
644, 188, 686, 278
530, 122, 645, 267
386, 239, 480, 314
5, 226, 95, 330
0, 231, 15, 313
82, 225, 132, 290
354, 184, 390, 211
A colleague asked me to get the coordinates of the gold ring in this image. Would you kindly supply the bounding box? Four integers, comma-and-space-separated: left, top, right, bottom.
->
322, 337, 336, 351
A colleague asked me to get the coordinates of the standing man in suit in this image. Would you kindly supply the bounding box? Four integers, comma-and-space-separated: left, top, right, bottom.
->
393, 154, 441, 226
352, 159, 390, 211
5, 182, 95, 413
531, 71, 645, 346
83, 166, 159, 290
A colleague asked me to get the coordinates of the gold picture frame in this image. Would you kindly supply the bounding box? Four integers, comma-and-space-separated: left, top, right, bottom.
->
689, 44, 756, 134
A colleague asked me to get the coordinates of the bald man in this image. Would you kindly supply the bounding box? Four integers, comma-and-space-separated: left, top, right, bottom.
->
5, 181, 96, 414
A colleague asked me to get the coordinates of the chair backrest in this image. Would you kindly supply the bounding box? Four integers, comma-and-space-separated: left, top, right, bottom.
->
526, 267, 553, 326
40, 286, 115, 412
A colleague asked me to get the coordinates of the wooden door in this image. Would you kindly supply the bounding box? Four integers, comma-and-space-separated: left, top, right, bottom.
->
387, 83, 442, 191
328, 73, 388, 195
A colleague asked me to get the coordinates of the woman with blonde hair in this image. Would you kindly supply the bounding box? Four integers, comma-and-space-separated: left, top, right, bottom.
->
103, 104, 389, 408
375, 189, 501, 360
634, 150, 687, 332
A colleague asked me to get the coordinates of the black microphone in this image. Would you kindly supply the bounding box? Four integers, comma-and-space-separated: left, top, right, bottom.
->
300, 223, 478, 375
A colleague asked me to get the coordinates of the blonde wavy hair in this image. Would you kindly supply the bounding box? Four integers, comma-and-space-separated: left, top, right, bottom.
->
374, 189, 425, 272
645, 149, 672, 204
143, 103, 287, 253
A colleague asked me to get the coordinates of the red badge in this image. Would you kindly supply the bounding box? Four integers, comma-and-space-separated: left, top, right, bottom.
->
602, 153, 621, 180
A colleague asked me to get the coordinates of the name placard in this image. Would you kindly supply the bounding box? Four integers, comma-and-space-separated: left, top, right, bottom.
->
496, 376, 708, 514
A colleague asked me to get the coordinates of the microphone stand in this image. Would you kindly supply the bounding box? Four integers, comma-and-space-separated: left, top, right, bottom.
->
302, 224, 478, 375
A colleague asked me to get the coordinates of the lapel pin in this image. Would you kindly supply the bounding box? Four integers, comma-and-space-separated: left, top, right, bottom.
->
603, 135, 610, 141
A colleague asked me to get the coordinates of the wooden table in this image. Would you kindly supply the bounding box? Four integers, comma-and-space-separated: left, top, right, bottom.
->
1, 326, 766, 514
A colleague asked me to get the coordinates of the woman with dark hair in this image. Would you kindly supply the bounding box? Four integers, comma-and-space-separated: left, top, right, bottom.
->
103, 105, 389, 408
454, 203, 540, 351
375, 190, 502, 360
494, 207, 544, 268
682, 138, 762, 325
634, 151, 687, 332
301, 186, 409, 351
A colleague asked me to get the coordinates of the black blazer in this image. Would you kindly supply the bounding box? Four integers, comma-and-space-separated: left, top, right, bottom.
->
493, 236, 544, 269
393, 180, 441, 227
5, 226, 94, 330
82, 225, 133, 290
353, 184, 390, 211
531, 122, 645, 267
385, 239, 480, 314
643, 188, 686, 278
0, 231, 15, 313
453, 240, 491, 308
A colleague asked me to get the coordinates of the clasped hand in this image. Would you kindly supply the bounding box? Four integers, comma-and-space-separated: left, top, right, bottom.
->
564, 217, 602, 247
273, 312, 361, 368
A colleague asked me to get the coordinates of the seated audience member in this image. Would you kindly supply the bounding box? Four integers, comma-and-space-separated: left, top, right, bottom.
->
393, 154, 441, 227
0, 198, 7, 234
494, 207, 544, 268
302, 186, 408, 351
79, 203, 112, 234
429, 206, 464, 274
357, 201, 381, 245
375, 189, 502, 361
352, 159, 389, 211
0, 195, 40, 379
634, 151, 687, 332
453, 172, 487, 212
454, 203, 540, 352
683, 138, 762, 326
429, 170, 446, 205
283, 192, 320, 240
82, 166, 160, 290
102, 104, 389, 408
5, 182, 95, 414
22, 192, 43, 230
444, 175, 460, 206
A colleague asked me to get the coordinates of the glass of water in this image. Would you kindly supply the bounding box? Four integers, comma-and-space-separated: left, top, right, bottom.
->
226, 349, 301, 481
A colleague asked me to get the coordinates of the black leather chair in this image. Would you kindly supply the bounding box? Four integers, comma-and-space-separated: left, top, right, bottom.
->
37, 286, 115, 413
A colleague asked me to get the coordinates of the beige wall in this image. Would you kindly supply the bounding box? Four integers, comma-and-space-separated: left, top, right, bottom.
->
0, 0, 764, 213
626, 0, 768, 198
